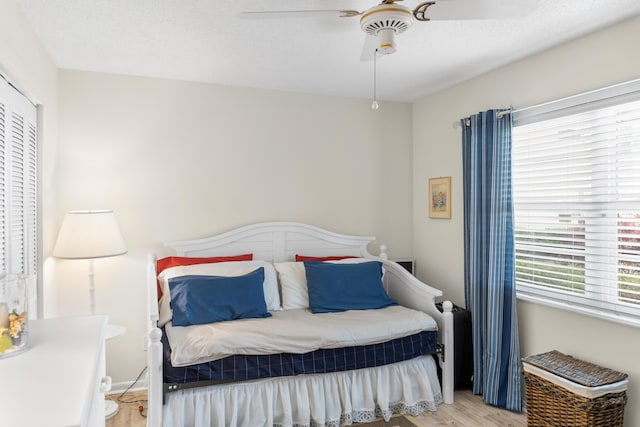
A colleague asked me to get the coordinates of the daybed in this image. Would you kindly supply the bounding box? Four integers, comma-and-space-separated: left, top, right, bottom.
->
146, 222, 454, 427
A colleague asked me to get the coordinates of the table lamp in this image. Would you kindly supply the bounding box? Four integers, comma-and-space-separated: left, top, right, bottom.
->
53, 210, 127, 315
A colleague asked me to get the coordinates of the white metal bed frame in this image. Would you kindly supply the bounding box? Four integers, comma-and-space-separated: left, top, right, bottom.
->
146, 221, 454, 426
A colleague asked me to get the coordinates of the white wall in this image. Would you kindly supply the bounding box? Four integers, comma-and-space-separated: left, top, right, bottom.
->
413, 15, 640, 425
53, 70, 414, 383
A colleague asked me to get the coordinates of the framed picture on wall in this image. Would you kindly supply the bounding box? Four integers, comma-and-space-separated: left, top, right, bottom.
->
429, 177, 451, 219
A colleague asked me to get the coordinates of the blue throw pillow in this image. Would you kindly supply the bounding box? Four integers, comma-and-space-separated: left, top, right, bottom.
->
304, 261, 397, 313
168, 267, 271, 326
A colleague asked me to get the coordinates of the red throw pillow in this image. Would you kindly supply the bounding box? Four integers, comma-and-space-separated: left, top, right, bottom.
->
156, 254, 253, 299
295, 254, 357, 262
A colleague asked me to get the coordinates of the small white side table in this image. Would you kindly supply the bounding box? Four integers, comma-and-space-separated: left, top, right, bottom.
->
105, 323, 126, 420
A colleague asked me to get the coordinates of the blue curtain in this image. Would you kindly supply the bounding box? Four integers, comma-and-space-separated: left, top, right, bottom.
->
461, 110, 523, 412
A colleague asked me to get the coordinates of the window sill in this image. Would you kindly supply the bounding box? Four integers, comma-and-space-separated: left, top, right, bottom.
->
516, 292, 640, 329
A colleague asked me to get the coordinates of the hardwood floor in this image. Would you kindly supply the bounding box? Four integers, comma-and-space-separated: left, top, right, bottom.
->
106, 390, 147, 427
409, 390, 527, 427
106, 389, 527, 426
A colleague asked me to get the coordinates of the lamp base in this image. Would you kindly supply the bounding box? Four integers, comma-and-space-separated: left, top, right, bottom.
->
105, 399, 119, 420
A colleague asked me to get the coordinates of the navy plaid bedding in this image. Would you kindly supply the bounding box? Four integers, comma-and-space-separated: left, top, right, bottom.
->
162, 328, 438, 385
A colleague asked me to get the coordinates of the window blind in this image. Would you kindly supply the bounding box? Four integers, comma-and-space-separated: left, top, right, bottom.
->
512, 86, 640, 327
0, 76, 38, 316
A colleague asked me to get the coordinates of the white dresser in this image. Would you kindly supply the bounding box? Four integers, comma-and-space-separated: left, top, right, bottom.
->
0, 315, 109, 426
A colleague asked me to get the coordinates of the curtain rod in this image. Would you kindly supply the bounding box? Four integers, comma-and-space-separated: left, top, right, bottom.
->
452, 108, 513, 129
453, 78, 640, 129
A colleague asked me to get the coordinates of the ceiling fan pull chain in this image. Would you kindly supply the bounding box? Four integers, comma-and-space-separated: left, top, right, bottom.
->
372, 49, 379, 110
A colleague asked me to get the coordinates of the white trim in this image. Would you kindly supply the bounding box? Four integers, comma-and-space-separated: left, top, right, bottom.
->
35, 104, 43, 319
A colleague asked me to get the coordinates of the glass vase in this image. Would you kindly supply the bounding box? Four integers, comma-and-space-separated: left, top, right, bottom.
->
0, 274, 29, 358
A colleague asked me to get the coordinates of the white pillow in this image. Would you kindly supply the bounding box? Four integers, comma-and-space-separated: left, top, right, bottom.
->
274, 262, 307, 310
274, 258, 377, 310
157, 260, 281, 327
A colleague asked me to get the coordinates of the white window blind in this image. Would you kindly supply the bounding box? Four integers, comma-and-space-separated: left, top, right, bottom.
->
512, 80, 640, 327
0, 76, 38, 316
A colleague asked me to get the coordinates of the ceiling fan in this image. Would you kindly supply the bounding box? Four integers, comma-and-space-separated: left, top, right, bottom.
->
240, 0, 538, 60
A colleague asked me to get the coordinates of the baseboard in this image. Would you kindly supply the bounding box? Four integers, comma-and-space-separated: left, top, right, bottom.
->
108, 380, 147, 395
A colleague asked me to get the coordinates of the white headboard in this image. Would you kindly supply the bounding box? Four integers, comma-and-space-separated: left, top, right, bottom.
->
165, 221, 377, 262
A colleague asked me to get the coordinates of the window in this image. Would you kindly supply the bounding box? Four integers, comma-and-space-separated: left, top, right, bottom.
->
0, 75, 39, 317
512, 79, 640, 327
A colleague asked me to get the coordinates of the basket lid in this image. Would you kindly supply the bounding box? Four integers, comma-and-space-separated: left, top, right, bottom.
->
522, 350, 628, 387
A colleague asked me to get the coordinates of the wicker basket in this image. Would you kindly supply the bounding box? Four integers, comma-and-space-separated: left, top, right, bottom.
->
522, 351, 628, 427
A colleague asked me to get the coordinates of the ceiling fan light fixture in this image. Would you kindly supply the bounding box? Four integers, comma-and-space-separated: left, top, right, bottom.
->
376, 28, 397, 54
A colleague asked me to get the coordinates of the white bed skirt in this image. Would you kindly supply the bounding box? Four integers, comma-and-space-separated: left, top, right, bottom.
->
163, 355, 442, 427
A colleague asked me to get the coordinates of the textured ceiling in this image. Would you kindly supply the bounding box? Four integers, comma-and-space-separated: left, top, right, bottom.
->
16, 0, 640, 102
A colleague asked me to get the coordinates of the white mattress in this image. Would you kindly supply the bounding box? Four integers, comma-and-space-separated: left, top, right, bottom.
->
165, 305, 437, 367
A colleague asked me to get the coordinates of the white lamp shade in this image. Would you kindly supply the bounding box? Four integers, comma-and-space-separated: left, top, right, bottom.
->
53, 210, 127, 259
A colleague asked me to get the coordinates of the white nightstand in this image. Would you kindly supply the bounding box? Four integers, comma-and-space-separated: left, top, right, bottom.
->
105, 323, 126, 420
0, 315, 109, 426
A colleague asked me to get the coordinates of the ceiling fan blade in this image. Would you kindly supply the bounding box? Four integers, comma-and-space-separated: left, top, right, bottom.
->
426, 0, 538, 20
238, 10, 361, 19
360, 34, 378, 62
